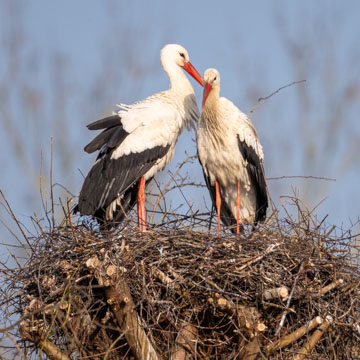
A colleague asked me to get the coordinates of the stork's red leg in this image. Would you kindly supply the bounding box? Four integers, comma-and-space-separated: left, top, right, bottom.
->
215, 180, 221, 236
137, 176, 146, 231
236, 180, 240, 236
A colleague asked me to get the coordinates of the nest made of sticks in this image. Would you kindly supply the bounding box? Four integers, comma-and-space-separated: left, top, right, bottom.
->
1, 207, 359, 359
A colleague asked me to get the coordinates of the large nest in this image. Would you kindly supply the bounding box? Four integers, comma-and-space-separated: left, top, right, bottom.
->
1, 205, 359, 359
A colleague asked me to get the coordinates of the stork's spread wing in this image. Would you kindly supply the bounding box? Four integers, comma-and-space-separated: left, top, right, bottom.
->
77, 144, 170, 216
237, 137, 268, 223
77, 114, 171, 217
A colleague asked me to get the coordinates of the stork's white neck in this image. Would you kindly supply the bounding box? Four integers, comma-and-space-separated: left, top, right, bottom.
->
203, 86, 221, 119
201, 85, 224, 146
163, 61, 195, 95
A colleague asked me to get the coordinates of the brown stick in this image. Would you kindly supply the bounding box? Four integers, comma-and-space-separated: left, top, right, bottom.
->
209, 297, 264, 359
104, 278, 160, 360
171, 321, 198, 360
20, 320, 70, 360
264, 286, 289, 300
317, 279, 344, 297
266, 316, 323, 355
237, 243, 279, 271
50, 136, 55, 228
275, 262, 304, 336
292, 316, 333, 360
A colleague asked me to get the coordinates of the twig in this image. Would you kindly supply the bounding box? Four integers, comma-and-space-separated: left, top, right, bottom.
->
149, 154, 197, 224
267, 175, 336, 182
266, 316, 323, 354
248, 80, 306, 114
275, 261, 304, 336
20, 320, 70, 360
263, 286, 289, 300
237, 243, 279, 271
0, 189, 33, 252
292, 316, 333, 360
4, 330, 26, 360
171, 315, 198, 360
316, 279, 344, 297
50, 136, 55, 229
104, 275, 160, 360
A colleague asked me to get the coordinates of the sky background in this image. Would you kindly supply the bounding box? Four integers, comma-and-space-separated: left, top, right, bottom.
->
0, 0, 360, 251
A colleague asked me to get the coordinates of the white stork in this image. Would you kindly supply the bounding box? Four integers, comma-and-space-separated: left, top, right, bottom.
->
75, 44, 204, 230
197, 68, 268, 234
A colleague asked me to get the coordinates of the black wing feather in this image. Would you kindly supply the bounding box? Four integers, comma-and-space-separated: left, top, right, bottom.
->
87, 115, 122, 130
77, 145, 170, 218
237, 138, 268, 223
84, 116, 129, 154
76, 113, 171, 223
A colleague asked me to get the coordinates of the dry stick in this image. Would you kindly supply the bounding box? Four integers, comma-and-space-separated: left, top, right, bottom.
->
209, 297, 265, 359
263, 286, 289, 300
4, 330, 26, 360
151, 266, 174, 286
104, 278, 160, 360
267, 175, 336, 182
279, 197, 301, 238
50, 136, 55, 229
0, 189, 34, 252
171, 317, 198, 360
149, 154, 197, 224
66, 199, 78, 244
20, 320, 70, 360
317, 279, 344, 297
248, 80, 306, 114
237, 243, 280, 271
275, 261, 304, 336
292, 316, 333, 360
266, 316, 323, 355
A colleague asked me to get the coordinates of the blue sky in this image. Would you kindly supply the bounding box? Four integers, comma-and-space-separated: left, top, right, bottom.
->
1, 0, 360, 245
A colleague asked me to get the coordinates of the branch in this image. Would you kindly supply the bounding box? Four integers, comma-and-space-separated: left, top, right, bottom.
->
292, 316, 333, 360
20, 320, 70, 360
92, 262, 160, 360
267, 175, 336, 182
316, 279, 344, 297
266, 316, 323, 355
248, 80, 306, 114
264, 286, 289, 300
171, 318, 198, 360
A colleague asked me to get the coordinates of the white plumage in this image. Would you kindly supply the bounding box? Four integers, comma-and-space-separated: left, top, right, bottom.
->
197, 68, 268, 233
75, 44, 203, 229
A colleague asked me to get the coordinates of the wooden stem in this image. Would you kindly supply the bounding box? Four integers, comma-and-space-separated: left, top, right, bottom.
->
171, 320, 198, 360
317, 279, 344, 297
264, 286, 289, 300
209, 296, 265, 359
20, 320, 70, 360
292, 316, 333, 360
104, 278, 159, 360
266, 316, 323, 355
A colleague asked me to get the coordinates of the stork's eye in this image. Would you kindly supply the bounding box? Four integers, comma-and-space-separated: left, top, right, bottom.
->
213, 76, 217, 81
179, 52, 185, 59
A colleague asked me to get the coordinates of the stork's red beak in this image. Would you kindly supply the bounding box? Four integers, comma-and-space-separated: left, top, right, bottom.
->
202, 82, 212, 111
182, 61, 204, 87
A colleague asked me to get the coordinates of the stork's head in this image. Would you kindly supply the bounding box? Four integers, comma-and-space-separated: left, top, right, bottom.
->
161, 44, 203, 86
202, 68, 220, 111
